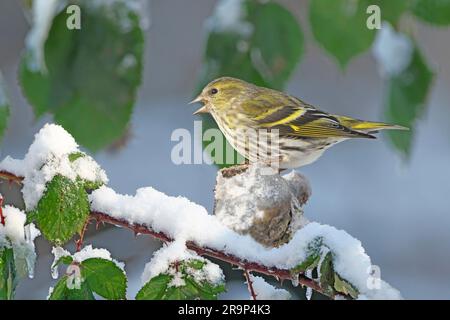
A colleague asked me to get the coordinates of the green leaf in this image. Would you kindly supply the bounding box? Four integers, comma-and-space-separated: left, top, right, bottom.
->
136, 274, 172, 300
247, 1, 304, 90
164, 286, 188, 300
385, 45, 434, 157
184, 276, 225, 300
81, 258, 127, 300
32, 175, 90, 245
366, 0, 410, 25
319, 251, 335, 296
49, 275, 95, 300
412, 0, 450, 25
310, 0, 376, 68
334, 273, 359, 299
20, 0, 144, 151
0, 72, 10, 142
0, 247, 17, 300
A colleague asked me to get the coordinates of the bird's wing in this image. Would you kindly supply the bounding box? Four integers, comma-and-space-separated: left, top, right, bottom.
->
249, 96, 375, 139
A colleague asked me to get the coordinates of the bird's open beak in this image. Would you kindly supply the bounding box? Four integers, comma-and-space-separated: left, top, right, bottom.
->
190, 95, 209, 115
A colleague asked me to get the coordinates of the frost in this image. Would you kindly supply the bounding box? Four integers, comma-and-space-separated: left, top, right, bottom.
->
0, 124, 108, 211
141, 241, 224, 287
250, 275, 291, 300
205, 0, 253, 36
372, 22, 413, 77
90, 185, 401, 299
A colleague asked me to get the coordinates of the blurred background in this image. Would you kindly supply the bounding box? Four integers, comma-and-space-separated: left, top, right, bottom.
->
0, 0, 449, 299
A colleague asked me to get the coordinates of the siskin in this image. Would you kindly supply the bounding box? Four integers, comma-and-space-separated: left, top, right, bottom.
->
191, 77, 407, 169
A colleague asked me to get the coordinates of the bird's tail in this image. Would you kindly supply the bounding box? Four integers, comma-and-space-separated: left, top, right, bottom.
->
334, 115, 409, 134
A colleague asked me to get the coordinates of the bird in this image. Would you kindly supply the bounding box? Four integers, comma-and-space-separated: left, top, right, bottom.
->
190, 77, 407, 169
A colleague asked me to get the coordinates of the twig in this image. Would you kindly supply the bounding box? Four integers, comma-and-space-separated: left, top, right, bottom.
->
244, 269, 257, 300
0, 196, 4, 226
0, 171, 334, 299
75, 218, 90, 252
0, 171, 24, 185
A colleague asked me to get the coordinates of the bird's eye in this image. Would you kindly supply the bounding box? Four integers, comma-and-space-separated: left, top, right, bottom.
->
210, 88, 218, 95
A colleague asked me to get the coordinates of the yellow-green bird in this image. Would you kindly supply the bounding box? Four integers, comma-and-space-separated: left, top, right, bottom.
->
191, 77, 407, 169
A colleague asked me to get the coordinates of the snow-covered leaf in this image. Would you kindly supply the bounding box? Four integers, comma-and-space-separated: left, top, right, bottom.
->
310, 0, 376, 68
385, 45, 434, 157
81, 258, 127, 300
200, 0, 303, 91
0, 247, 17, 300
32, 175, 90, 245
20, 0, 144, 151
412, 0, 450, 25
137, 253, 226, 300
49, 275, 95, 300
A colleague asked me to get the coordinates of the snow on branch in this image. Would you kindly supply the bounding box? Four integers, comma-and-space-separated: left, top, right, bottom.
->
0, 124, 402, 300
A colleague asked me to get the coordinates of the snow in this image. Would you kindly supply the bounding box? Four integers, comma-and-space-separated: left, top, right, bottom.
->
141, 240, 224, 287
250, 275, 291, 300
90, 185, 401, 299
205, 0, 253, 36
0, 204, 40, 279
0, 206, 40, 245
52, 245, 125, 270
214, 165, 308, 247
372, 22, 414, 77
87, 0, 149, 32
0, 124, 108, 211
0, 156, 26, 177
25, 0, 62, 72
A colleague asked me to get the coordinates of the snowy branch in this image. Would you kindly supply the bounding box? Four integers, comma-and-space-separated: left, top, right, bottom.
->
0, 168, 398, 300
0, 124, 402, 300
89, 211, 327, 297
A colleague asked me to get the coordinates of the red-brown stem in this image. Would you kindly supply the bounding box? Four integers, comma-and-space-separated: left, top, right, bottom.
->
0, 196, 5, 226
0, 171, 24, 185
244, 269, 257, 300
75, 218, 90, 252
0, 171, 333, 299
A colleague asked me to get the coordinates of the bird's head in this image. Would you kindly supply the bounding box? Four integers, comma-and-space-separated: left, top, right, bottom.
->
190, 77, 254, 115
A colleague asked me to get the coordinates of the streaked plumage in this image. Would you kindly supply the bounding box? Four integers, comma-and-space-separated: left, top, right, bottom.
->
191, 77, 407, 169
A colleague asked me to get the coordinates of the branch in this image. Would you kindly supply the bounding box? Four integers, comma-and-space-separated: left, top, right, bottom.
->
90, 211, 329, 297
0, 170, 334, 299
